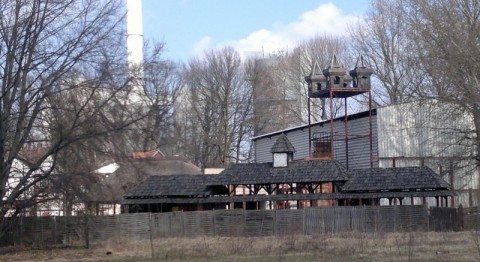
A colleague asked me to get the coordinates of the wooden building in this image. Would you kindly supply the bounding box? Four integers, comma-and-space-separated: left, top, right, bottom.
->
122, 135, 454, 212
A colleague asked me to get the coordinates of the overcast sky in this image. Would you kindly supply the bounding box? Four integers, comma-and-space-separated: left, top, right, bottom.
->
142, 0, 370, 62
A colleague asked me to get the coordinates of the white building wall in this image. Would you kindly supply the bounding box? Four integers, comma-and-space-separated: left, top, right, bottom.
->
5, 156, 64, 216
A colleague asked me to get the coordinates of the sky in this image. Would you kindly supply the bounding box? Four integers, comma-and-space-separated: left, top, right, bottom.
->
141, 0, 371, 62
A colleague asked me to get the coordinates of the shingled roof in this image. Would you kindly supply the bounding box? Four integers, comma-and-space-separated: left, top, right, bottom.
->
125, 174, 228, 198
122, 160, 454, 206
342, 167, 451, 192
89, 156, 202, 202
270, 134, 296, 153
209, 160, 348, 185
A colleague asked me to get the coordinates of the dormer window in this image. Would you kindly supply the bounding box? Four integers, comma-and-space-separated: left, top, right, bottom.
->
270, 134, 295, 168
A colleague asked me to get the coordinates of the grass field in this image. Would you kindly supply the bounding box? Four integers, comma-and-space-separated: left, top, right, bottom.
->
1, 231, 479, 261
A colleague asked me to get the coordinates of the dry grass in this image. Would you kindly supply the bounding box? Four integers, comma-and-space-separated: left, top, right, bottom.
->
1, 231, 479, 261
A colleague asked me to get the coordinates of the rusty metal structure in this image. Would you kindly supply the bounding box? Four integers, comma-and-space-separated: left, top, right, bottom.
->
305, 55, 374, 168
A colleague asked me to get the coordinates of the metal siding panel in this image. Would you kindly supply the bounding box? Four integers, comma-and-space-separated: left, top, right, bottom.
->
333, 114, 378, 169
254, 112, 379, 169
377, 102, 478, 207
254, 137, 274, 163
377, 102, 474, 159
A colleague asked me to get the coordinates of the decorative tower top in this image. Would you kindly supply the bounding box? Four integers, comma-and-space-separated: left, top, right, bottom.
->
271, 134, 295, 167
322, 54, 353, 89
304, 62, 327, 97
349, 55, 373, 89
305, 54, 373, 98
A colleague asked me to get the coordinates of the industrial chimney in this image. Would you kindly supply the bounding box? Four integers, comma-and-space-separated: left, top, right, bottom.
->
126, 0, 144, 97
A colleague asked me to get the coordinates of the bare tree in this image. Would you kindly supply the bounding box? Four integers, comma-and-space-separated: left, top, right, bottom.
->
349, 0, 426, 106
127, 41, 182, 153
0, 0, 150, 232
180, 47, 253, 167
403, 0, 480, 158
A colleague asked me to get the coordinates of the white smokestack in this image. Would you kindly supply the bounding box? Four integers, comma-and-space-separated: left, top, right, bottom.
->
126, 0, 144, 95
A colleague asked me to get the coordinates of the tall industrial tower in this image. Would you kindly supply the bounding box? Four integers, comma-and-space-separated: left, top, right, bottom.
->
126, 0, 144, 97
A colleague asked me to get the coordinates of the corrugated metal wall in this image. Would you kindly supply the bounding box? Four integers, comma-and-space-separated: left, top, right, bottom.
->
254, 113, 378, 169
377, 101, 474, 159
377, 101, 478, 207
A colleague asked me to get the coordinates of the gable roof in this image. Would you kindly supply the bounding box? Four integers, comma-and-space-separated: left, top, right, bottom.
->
270, 134, 296, 153
89, 156, 202, 202
342, 167, 451, 192
210, 160, 349, 185
16, 147, 49, 166
131, 149, 165, 159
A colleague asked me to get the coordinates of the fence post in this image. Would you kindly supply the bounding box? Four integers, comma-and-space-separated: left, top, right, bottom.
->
425, 205, 429, 232
168, 213, 171, 237
350, 207, 353, 232
213, 210, 216, 236
363, 206, 367, 233
243, 209, 246, 237
273, 209, 276, 236
457, 205, 463, 230
181, 211, 185, 237
84, 215, 89, 249
149, 213, 154, 258
394, 205, 398, 232
20, 216, 23, 246
302, 208, 306, 235
53, 216, 57, 246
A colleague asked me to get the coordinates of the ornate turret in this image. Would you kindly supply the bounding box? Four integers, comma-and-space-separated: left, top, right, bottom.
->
322, 54, 353, 89
349, 55, 373, 89
304, 62, 327, 97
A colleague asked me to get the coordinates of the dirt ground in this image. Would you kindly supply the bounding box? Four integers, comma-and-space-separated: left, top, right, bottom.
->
1, 231, 479, 261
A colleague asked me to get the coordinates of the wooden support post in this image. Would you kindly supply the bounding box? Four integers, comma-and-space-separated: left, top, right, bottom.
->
449, 162, 455, 207
242, 185, 246, 209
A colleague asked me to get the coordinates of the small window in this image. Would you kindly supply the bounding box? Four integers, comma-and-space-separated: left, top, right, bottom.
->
313, 141, 331, 159
334, 76, 341, 85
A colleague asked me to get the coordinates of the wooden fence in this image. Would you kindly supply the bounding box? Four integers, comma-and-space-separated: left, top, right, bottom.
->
0, 205, 463, 247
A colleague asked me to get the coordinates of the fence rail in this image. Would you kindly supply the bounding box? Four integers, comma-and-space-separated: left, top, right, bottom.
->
0, 205, 463, 247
